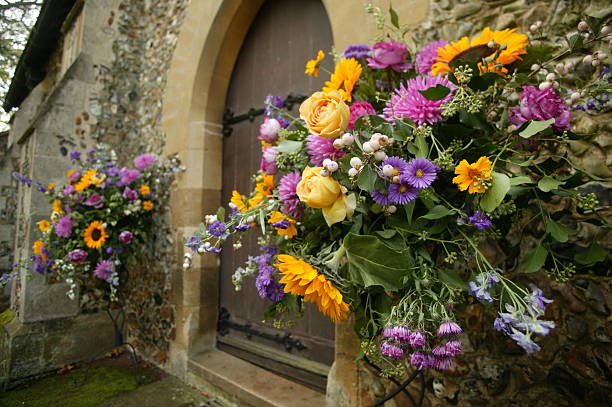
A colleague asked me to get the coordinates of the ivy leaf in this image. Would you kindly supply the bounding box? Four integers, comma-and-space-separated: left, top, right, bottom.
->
438, 268, 468, 291
418, 84, 451, 101
389, 6, 400, 28
545, 219, 576, 243
537, 176, 565, 192
521, 245, 548, 273
480, 172, 510, 212
276, 140, 302, 153
575, 243, 608, 266
357, 165, 378, 192
415, 132, 428, 158
518, 119, 555, 138
420, 205, 454, 220
509, 175, 533, 186
343, 233, 414, 290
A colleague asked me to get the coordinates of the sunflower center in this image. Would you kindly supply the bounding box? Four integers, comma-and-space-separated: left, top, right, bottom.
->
92, 229, 102, 241
399, 185, 408, 193
450, 44, 496, 67
415, 169, 424, 178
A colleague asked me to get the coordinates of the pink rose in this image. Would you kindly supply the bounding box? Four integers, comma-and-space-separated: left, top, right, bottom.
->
258, 117, 281, 143
367, 41, 413, 72
260, 145, 278, 175
348, 101, 377, 129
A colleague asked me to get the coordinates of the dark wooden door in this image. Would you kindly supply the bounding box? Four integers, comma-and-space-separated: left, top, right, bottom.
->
219, 0, 335, 393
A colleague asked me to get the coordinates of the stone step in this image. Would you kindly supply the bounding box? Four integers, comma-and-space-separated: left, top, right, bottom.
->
187, 350, 327, 407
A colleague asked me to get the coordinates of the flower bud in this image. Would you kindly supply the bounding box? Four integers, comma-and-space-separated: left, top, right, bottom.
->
392, 176, 401, 184
595, 52, 607, 60
374, 151, 387, 161
603, 25, 612, 35
341, 133, 354, 145
592, 59, 601, 67
362, 141, 374, 153
552, 81, 559, 89
246, 216, 255, 223
564, 61, 575, 72
348, 167, 359, 177
369, 139, 380, 151
530, 64, 540, 71
570, 92, 581, 102
350, 157, 363, 168
577, 21, 588, 31
382, 165, 395, 177
378, 135, 389, 145
332, 138, 344, 149
529, 24, 538, 33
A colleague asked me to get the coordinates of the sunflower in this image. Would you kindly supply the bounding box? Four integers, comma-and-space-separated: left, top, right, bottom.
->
305, 50, 325, 77
140, 185, 151, 196
74, 169, 97, 192
84, 221, 108, 249
231, 190, 247, 213
452, 156, 492, 194
38, 220, 51, 233
431, 27, 528, 76
276, 255, 349, 322
322, 58, 362, 102
142, 201, 154, 211
268, 211, 297, 239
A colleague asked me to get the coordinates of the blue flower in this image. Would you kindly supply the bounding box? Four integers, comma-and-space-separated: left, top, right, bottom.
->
185, 235, 201, 251
467, 211, 492, 230
208, 220, 229, 238
524, 286, 553, 315
509, 329, 541, 354
468, 270, 501, 302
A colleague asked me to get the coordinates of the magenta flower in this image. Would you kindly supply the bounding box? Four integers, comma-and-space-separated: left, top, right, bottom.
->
410, 351, 429, 370
278, 171, 302, 218
390, 325, 411, 344
401, 158, 439, 189
415, 40, 449, 75
258, 117, 281, 143
383, 75, 455, 126
409, 331, 427, 347
306, 135, 345, 166
437, 320, 462, 336
67, 249, 87, 263
68, 171, 81, 183
348, 101, 376, 129
367, 41, 413, 72
61, 184, 75, 196
260, 145, 278, 175
380, 340, 405, 360
388, 181, 418, 205
93, 259, 113, 280
84, 193, 104, 209
133, 153, 156, 170
510, 86, 570, 131
431, 355, 454, 371
119, 231, 133, 244
119, 168, 140, 186
55, 215, 73, 238
123, 187, 138, 201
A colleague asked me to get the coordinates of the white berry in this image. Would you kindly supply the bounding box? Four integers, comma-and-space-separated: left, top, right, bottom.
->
333, 138, 344, 149
348, 167, 359, 177
382, 165, 395, 177
374, 151, 387, 161
350, 157, 363, 168
341, 133, 354, 145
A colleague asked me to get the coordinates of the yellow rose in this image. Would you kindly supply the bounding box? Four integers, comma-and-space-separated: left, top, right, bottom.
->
299, 90, 350, 139
296, 167, 356, 226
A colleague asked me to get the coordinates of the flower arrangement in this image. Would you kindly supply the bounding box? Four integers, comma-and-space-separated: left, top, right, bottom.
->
6, 146, 183, 301
186, 10, 611, 377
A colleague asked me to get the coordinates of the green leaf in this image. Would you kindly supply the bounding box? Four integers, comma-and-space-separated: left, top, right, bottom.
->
404, 200, 415, 224
376, 229, 397, 239
518, 119, 555, 138
545, 219, 576, 243
509, 175, 533, 186
393, 119, 413, 142
415, 132, 428, 158
469, 72, 503, 91
575, 243, 608, 266
438, 268, 468, 291
276, 140, 302, 153
421, 205, 454, 220
343, 233, 414, 290
389, 6, 400, 28
480, 172, 510, 212
356, 165, 377, 192
537, 176, 565, 192
418, 84, 451, 101
521, 245, 548, 273
216, 206, 226, 222
566, 33, 584, 51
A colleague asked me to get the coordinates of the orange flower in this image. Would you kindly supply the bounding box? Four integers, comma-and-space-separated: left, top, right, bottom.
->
33, 240, 46, 259
452, 157, 492, 194
83, 221, 108, 249
52, 200, 63, 214
143, 201, 154, 211
323, 58, 362, 102
140, 185, 151, 195
38, 220, 51, 233
231, 190, 247, 213
305, 50, 325, 77
268, 211, 297, 238
74, 169, 97, 192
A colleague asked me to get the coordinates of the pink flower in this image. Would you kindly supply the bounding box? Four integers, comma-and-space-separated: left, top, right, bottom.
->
416, 40, 449, 75
84, 193, 104, 209
348, 101, 376, 129
133, 154, 156, 170
55, 216, 73, 238
306, 135, 345, 166
119, 231, 133, 244
258, 117, 281, 143
123, 187, 138, 201
93, 260, 113, 280
510, 86, 570, 131
119, 168, 140, 186
278, 171, 302, 218
367, 41, 413, 72
383, 75, 455, 126
260, 145, 278, 175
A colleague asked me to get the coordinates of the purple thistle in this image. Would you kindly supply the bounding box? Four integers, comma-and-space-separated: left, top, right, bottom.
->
54, 215, 73, 238
382, 326, 394, 338
383, 75, 455, 126
278, 171, 303, 218
409, 331, 426, 347
390, 325, 411, 344
410, 351, 428, 370
306, 135, 345, 166
415, 40, 449, 75
437, 321, 462, 336
467, 211, 492, 230
401, 158, 439, 189
380, 340, 405, 360
388, 181, 418, 205
371, 189, 391, 206
343, 44, 371, 59
431, 355, 454, 371
380, 156, 408, 178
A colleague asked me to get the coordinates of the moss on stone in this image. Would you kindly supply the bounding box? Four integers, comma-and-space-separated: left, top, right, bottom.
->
1, 365, 155, 407
0, 309, 15, 326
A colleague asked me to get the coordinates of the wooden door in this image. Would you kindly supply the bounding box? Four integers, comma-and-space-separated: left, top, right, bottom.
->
219, 0, 335, 393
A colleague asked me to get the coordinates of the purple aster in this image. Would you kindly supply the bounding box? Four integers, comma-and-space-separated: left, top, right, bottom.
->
119, 168, 140, 186
119, 231, 133, 244
343, 44, 371, 59
410, 351, 428, 370
383, 75, 456, 126
415, 40, 449, 75
509, 329, 541, 354
185, 235, 201, 251
93, 259, 113, 280
208, 220, 228, 238
388, 181, 418, 205
278, 171, 302, 218
123, 187, 138, 201
54, 215, 73, 238
432, 340, 462, 357
69, 150, 81, 160
467, 211, 492, 230
371, 189, 391, 206
380, 156, 408, 179
67, 249, 88, 263
409, 331, 426, 347
84, 193, 104, 209
133, 154, 156, 170
255, 264, 285, 302
306, 135, 345, 166
437, 321, 462, 336
105, 167, 121, 177
401, 158, 439, 189
380, 340, 405, 360
260, 145, 278, 175
510, 86, 570, 131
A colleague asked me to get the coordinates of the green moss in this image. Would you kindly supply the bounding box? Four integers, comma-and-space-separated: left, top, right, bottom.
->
1, 365, 155, 407
0, 309, 15, 326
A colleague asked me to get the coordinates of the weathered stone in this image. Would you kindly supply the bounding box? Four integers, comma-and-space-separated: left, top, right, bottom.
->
453, 3, 482, 18
572, 278, 609, 315
476, 357, 509, 393
565, 315, 588, 340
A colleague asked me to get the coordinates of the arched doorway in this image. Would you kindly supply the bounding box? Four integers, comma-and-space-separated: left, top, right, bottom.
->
218, 0, 334, 392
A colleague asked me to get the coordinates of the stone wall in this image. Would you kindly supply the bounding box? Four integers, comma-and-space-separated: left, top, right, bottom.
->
0, 132, 18, 310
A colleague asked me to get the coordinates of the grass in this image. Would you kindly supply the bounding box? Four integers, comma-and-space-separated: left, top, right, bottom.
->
0, 364, 156, 407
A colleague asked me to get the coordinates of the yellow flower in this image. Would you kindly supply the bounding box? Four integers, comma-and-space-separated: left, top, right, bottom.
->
305, 50, 325, 77
83, 221, 108, 249
276, 255, 349, 322
255, 173, 275, 198
47, 183, 55, 191
90, 172, 106, 186
268, 211, 297, 239
140, 185, 151, 196
323, 58, 362, 102
432, 27, 528, 76
296, 167, 356, 226
299, 90, 350, 139
74, 169, 97, 192
231, 190, 247, 213
143, 201, 154, 211
452, 157, 493, 194
52, 200, 63, 214
33, 240, 45, 259
66, 170, 76, 180
38, 220, 51, 233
